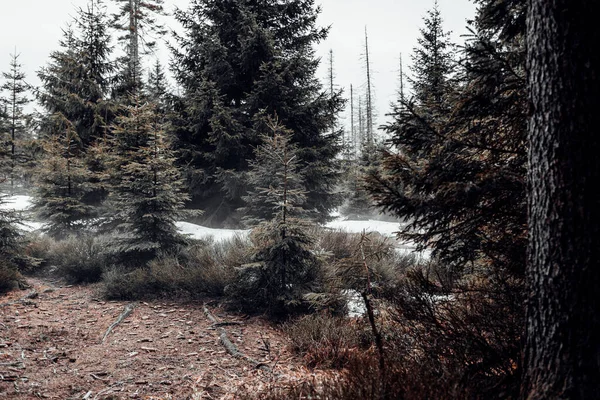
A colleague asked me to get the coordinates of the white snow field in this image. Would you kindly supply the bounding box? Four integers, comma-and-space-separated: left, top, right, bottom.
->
1, 195, 428, 256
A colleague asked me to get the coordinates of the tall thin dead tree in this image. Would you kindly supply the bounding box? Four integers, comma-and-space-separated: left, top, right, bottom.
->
363, 27, 374, 147
397, 52, 405, 103
524, 0, 600, 398
328, 49, 336, 138
350, 84, 356, 158
358, 95, 364, 147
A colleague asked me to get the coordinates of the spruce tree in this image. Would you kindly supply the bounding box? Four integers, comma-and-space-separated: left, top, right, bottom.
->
146, 59, 169, 112
35, 1, 114, 227
410, 0, 454, 112
1, 52, 31, 193
0, 191, 23, 292
34, 115, 96, 239
37, 1, 114, 147
171, 0, 344, 226
232, 117, 320, 315
525, 0, 600, 397
240, 115, 309, 226
367, 0, 527, 391
107, 97, 187, 261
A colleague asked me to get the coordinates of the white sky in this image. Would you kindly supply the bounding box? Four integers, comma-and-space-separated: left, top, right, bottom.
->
0, 0, 475, 129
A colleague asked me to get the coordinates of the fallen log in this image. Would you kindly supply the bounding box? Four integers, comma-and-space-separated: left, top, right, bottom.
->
203, 304, 271, 373
101, 303, 136, 343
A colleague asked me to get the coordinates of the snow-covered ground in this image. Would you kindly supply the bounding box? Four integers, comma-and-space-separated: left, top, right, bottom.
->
175, 221, 249, 242
0, 194, 32, 212
324, 218, 403, 237
1, 195, 428, 256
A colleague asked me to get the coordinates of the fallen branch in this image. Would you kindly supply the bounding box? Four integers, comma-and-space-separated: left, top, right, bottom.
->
0, 290, 38, 308
101, 303, 136, 343
210, 321, 243, 328
203, 304, 271, 373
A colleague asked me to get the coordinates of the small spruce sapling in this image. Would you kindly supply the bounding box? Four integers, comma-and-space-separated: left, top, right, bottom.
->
232, 117, 320, 316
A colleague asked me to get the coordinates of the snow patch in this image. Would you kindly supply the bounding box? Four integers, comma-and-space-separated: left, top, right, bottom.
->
175, 221, 249, 242
0, 195, 33, 212
324, 218, 402, 237
343, 289, 367, 318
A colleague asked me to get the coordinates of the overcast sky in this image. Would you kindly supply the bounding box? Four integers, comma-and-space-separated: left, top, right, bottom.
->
0, 0, 475, 128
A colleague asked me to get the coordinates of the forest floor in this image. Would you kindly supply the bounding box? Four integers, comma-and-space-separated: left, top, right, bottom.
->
0, 278, 328, 399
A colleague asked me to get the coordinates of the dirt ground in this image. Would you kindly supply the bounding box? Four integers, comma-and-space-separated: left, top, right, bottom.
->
0, 278, 322, 399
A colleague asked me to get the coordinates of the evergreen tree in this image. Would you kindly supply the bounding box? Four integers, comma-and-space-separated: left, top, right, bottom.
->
1, 52, 31, 192
33, 115, 96, 239
240, 116, 309, 226
0, 191, 23, 292
37, 1, 114, 147
107, 98, 187, 261
111, 0, 167, 97
410, 0, 454, 112
35, 1, 114, 226
171, 0, 344, 226
146, 59, 169, 112
230, 117, 320, 315
367, 0, 527, 392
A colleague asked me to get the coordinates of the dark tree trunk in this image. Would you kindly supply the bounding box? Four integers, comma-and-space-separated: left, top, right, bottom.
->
524, 0, 600, 399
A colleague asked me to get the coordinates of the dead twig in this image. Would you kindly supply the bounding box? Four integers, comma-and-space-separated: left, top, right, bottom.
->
0, 291, 38, 308
210, 321, 243, 328
203, 304, 272, 373
101, 303, 136, 343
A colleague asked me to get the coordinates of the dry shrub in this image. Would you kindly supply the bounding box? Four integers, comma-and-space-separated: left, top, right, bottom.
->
101, 266, 148, 300
314, 228, 412, 291
0, 262, 21, 293
23, 233, 55, 261
235, 350, 409, 400
284, 314, 366, 369
384, 263, 524, 399
102, 236, 251, 300
245, 259, 522, 399
23, 234, 109, 283
48, 234, 110, 283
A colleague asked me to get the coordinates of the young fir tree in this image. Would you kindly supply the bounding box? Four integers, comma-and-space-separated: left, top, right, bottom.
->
111, 0, 167, 97
171, 0, 344, 226
107, 97, 187, 261
231, 117, 320, 315
34, 115, 96, 239
1, 52, 31, 192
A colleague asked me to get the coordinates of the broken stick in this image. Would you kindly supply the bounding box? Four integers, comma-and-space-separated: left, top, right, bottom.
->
203, 304, 272, 373
0, 290, 38, 308
101, 302, 136, 343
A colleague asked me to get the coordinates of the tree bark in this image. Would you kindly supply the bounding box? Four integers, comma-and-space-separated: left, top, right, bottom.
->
524, 1, 600, 399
